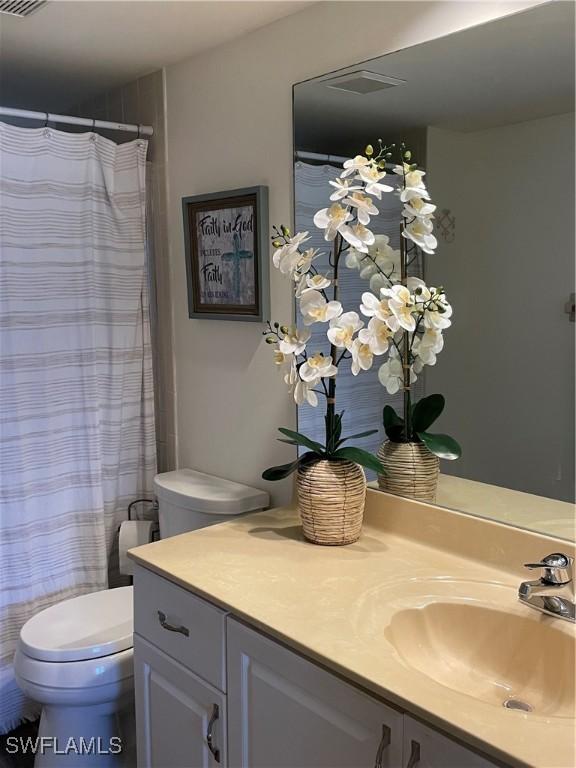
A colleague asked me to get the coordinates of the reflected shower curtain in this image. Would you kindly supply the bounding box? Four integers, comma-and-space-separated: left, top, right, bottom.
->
0, 123, 156, 731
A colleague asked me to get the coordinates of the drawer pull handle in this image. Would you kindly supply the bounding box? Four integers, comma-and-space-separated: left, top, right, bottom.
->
157, 610, 189, 637
406, 740, 421, 768
206, 703, 220, 763
374, 723, 391, 767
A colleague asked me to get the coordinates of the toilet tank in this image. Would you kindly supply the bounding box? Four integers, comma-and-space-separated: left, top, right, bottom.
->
154, 469, 270, 539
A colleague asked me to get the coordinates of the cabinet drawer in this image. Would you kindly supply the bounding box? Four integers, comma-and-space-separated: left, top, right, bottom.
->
134, 564, 227, 691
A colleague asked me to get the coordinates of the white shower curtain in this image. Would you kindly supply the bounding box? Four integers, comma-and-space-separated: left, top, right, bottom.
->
0, 123, 157, 732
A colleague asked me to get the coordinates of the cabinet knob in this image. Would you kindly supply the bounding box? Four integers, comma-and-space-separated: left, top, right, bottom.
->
374, 723, 391, 767
406, 740, 421, 768
206, 703, 220, 763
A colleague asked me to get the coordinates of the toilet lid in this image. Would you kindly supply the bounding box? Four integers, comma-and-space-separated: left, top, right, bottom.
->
20, 586, 133, 662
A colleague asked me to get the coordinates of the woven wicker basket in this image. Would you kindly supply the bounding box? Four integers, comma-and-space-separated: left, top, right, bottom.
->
297, 459, 366, 546
377, 440, 439, 502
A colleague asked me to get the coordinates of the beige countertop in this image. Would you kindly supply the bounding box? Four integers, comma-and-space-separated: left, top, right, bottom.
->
436, 475, 575, 542
129, 490, 575, 768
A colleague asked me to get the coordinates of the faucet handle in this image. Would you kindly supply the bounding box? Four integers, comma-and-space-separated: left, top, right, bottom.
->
524, 553, 573, 585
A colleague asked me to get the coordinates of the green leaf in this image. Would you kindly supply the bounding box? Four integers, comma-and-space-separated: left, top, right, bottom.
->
382, 405, 404, 441
262, 452, 319, 481
331, 447, 385, 474
277, 427, 325, 455
412, 395, 445, 433
277, 438, 299, 446
262, 459, 302, 481
417, 431, 462, 460
337, 429, 379, 446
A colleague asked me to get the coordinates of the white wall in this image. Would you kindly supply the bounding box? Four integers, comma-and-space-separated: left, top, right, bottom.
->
426, 113, 575, 501
164, 0, 543, 505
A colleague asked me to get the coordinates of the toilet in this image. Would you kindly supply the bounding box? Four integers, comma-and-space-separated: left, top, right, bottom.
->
14, 469, 269, 767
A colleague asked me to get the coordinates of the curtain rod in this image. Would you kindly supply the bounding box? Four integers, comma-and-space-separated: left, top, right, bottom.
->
295, 150, 349, 164
0, 106, 154, 136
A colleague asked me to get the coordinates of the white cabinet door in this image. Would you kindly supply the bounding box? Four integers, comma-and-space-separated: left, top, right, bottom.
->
134, 634, 227, 768
403, 718, 499, 768
227, 618, 403, 768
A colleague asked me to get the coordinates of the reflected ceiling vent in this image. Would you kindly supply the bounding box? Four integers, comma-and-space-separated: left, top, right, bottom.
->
324, 70, 405, 95
0, 0, 46, 16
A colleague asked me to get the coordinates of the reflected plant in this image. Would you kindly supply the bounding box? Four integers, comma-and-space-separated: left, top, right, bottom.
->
262, 141, 461, 481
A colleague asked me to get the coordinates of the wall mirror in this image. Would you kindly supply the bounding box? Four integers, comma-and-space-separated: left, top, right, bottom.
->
292, 2, 575, 541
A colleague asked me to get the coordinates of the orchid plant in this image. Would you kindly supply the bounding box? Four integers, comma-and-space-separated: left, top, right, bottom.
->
262, 141, 460, 482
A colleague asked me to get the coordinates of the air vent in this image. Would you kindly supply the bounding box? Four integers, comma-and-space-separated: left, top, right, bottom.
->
325, 70, 405, 95
0, 0, 46, 17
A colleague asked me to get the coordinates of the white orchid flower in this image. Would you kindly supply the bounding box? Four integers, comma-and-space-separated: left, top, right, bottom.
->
343, 192, 379, 225
302, 273, 331, 293
403, 197, 436, 219
394, 163, 427, 189
341, 155, 372, 178
369, 273, 388, 294
424, 293, 453, 330
350, 338, 373, 376
340, 222, 375, 253
284, 358, 298, 387
358, 317, 393, 356
360, 291, 399, 331
295, 247, 320, 275
415, 327, 444, 365
408, 276, 431, 302
272, 231, 310, 270
382, 284, 416, 332
329, 178, 362, 201
359, 260, 378, 280
300, 290, 343, 325
357, 164, 394, 198
300, 353, 338, 382
327, 311, 363, 350
278, 327, 311, 356
294, 378, 319, 407
377, 355, 404, 395
402, 218, 437, 255
313, 203, 352, 241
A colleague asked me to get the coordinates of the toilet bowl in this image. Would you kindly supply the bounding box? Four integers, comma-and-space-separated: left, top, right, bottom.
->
14, 470, 269, 767
14, 587, 135, 768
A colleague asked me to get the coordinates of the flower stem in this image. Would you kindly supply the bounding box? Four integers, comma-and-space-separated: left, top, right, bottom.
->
399, 161, 412, 443
326, 234, 342, 451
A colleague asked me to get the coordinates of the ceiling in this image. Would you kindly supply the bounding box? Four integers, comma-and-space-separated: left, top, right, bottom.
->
0, 0, 313, 111
294, 2, 575, 153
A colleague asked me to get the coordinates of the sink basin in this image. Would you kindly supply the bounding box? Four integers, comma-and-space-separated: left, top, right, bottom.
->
385, 600, 575, 718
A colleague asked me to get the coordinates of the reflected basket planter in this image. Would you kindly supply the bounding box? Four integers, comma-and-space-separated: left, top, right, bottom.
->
377, 441, 439, 503
297, 459, 366, 546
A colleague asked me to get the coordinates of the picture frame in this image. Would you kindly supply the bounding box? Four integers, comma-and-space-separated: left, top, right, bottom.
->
182, 186, 269, 321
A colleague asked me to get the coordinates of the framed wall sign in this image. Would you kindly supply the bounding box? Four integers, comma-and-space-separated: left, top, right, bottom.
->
182, 186, 269, 321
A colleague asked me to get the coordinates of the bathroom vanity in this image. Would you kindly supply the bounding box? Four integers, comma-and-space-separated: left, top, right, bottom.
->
129, 490, 575, 768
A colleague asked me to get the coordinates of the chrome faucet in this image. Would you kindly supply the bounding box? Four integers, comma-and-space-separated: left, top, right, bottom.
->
518, 552, 575, 623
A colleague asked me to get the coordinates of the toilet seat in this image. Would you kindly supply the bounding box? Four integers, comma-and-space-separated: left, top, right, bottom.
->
20, 586, 133, 662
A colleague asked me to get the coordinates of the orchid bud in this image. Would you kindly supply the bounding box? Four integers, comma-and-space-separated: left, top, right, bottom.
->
378, 160, 386, 170
365, 144, 374, 157
280, 325, 289, 334
265, 336, 277, 344
281, 225, 290, 237
404, 150, 412, 161
272, 239, 282, 248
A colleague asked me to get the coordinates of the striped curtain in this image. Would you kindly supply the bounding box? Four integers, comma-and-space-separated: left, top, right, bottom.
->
0, 123, 156, 731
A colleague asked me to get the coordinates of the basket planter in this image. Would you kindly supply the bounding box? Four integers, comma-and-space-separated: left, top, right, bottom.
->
377, 440, 439, 502
297, 459, 366, 546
